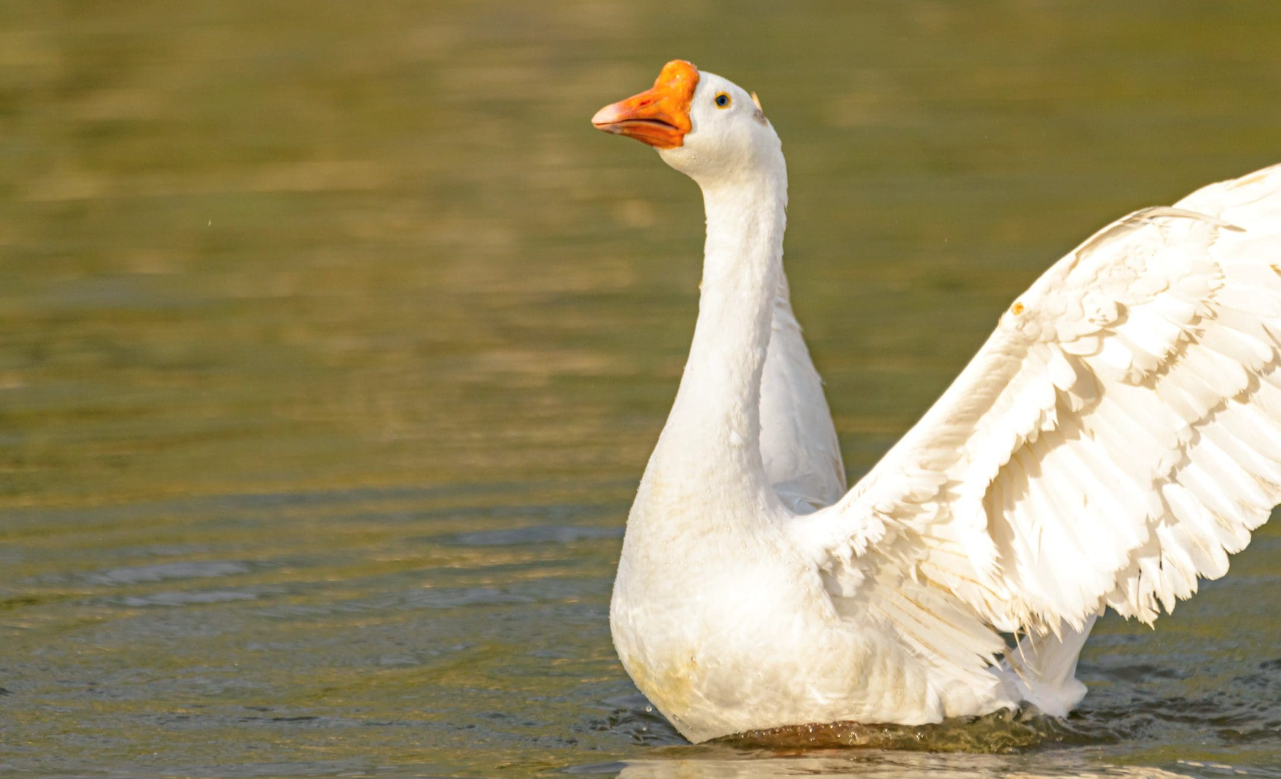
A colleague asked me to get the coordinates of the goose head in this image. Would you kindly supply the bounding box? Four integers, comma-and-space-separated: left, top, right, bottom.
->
592, 60, 782, 187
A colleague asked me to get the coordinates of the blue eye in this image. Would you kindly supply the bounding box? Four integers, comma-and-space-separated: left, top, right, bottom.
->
714, 93, 730, 108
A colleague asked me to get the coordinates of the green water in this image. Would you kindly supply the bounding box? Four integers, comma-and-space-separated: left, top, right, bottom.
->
3, 1, 1281, 776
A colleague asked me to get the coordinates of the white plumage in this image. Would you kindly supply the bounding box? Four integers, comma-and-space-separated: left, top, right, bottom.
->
592, 60, 1281, 744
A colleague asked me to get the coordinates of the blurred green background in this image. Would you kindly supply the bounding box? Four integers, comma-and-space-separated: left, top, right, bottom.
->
2, 1, 1281, 777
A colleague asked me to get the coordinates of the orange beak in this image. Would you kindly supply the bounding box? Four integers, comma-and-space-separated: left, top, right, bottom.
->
592, 60, 699, 149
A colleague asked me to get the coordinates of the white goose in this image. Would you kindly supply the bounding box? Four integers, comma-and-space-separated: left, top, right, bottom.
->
591, 60, 1281, 744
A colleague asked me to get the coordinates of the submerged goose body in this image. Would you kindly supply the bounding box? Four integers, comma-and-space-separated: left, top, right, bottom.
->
592, 60, 1281, 744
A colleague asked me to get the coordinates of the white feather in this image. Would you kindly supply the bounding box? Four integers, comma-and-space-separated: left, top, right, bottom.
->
809, 162, 1281, 633
602, 63, 1281, 745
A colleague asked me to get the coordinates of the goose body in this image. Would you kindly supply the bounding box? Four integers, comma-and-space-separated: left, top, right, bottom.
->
592, 60, 1281, 744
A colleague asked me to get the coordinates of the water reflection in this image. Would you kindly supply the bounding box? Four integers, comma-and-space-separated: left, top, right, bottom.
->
603, 755, 1200, 779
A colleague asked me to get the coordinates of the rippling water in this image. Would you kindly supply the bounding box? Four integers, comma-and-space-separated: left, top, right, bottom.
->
3, 1, 1281, 777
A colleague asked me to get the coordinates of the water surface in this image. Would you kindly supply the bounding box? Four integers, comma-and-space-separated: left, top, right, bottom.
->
3, 1, 1281, 777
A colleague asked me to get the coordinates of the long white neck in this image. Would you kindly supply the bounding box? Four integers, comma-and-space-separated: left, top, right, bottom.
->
646, 163, 788, 507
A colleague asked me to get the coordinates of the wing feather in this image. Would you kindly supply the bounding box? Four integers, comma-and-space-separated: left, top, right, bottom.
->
759, 273, 847, 511
789, 163, 1281, 647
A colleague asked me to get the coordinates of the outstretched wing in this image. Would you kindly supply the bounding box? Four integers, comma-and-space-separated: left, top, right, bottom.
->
790, 164, 1281, 655
760, 274, 847, 512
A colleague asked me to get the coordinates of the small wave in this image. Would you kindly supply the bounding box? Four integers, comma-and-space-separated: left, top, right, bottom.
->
84, 561, 251, 586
